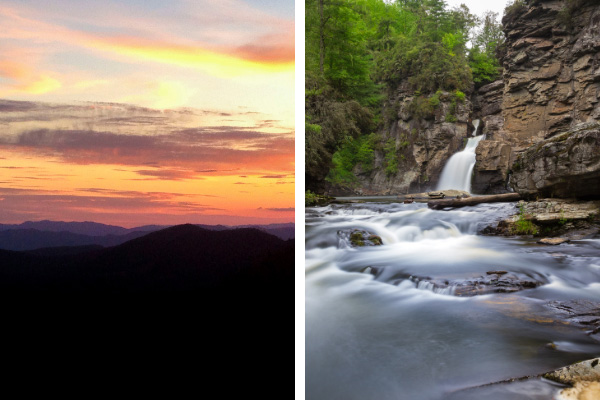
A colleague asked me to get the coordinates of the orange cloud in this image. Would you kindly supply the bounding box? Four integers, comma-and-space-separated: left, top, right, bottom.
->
0, 60, 61, 95
84, 36, 293, 76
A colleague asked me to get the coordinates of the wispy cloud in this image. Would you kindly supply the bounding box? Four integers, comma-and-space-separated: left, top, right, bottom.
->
0, 3, 294, 78
0, 100, 294, 174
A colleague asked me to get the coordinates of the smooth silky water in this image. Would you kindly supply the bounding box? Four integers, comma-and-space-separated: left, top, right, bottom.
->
305, 201, 600, 400
437, 119, 483, 192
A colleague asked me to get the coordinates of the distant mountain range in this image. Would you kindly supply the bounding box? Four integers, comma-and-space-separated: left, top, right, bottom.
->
0, 220, 294, 251
0, 224, 293, 295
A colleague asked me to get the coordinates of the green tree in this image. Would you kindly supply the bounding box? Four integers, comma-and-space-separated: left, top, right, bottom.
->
468, 11, 504, 86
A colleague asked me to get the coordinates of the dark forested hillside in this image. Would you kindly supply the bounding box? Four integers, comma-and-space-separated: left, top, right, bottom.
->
305, 0, 504, 194
0, 225, 293, 296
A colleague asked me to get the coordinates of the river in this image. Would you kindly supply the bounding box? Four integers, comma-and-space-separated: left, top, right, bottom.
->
305, 200, 600, 399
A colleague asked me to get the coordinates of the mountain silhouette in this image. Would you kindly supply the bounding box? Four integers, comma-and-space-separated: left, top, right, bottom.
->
0, 224, 293, 297
0, 221, 294, 250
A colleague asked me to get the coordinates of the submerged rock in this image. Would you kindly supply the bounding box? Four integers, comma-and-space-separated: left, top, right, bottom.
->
408, 271, 545, 297
546, 300, 600, 342
338, 229, 383, 248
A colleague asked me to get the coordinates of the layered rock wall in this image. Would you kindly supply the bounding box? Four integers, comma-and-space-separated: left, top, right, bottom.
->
511, 122, 600, 197
472, 80, 512, 193
503, 0, 600, 198
502, 0, 600, 146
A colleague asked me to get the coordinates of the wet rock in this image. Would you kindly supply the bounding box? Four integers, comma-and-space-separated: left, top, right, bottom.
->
452, 273, 543, 296
546, 300, 600, 341
544, 358, 600, 385
338, 229, 383, 247
410, 271, 545, 297
538, 237, 570, 245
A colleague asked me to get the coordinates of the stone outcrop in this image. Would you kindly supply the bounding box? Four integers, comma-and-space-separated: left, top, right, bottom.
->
517, 198, 600, 222
472, 80, 514, 194
472, 140, 512, 193
511, 123, 600, 197
484, 198, 600, 238
502, 0, 600, 144
453, 0, 600, 197
336, 0, 600, 199
500, 0, 600, 199
346, 90, 471, 195
545, 357, 600, 400
544, 358, 600, 384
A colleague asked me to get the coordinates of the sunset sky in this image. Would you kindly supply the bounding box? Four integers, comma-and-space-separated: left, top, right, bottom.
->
0, 0, 294, 227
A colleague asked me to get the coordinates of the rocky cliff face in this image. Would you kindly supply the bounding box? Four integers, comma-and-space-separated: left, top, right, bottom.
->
335, 0, 600, 198
511, 122, 600, 197
502, 0, 600, 197
472, 80, 512, 193
502, 0, 600, 144
348, 87, 472, 195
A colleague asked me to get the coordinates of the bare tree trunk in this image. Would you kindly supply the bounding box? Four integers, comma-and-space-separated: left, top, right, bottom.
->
428, 193, 522, 210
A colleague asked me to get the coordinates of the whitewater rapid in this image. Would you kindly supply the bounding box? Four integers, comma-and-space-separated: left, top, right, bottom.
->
305, 201, 600, 400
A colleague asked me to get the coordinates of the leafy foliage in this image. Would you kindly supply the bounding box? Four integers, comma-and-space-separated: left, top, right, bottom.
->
326, 133, 377, 187
468, 11, 504, 86
512, 204, 539, 235
384, 138, 398, 176
305, 190, 332, 207
305, 73, 373, 190
305, 0, 506, 191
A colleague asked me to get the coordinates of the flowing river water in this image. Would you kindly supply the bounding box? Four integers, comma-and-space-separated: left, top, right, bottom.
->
305, 200, 600, 399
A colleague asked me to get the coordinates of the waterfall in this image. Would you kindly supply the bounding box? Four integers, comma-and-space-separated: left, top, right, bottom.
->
436, 119, 483, 193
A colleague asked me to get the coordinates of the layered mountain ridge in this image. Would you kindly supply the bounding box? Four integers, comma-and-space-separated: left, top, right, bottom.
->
0, 224, 293, 295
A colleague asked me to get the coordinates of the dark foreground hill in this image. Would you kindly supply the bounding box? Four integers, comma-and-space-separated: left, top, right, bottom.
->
0, 224, 294, 382
0, 224, 293, 297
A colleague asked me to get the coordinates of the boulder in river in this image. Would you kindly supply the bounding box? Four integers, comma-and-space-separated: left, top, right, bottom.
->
338, 229, 383, 247
408, 271, 546, 297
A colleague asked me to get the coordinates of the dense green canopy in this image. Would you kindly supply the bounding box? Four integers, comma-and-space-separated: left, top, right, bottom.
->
305, 0, 504, 192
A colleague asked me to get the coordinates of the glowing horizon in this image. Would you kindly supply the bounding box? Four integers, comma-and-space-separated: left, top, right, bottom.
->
0, 0, 294, 227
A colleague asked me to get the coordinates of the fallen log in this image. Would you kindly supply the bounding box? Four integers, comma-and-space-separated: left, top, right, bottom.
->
428, 192, 521, 209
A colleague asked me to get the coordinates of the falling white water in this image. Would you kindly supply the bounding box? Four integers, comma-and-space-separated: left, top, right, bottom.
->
436, 119, 483, 192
